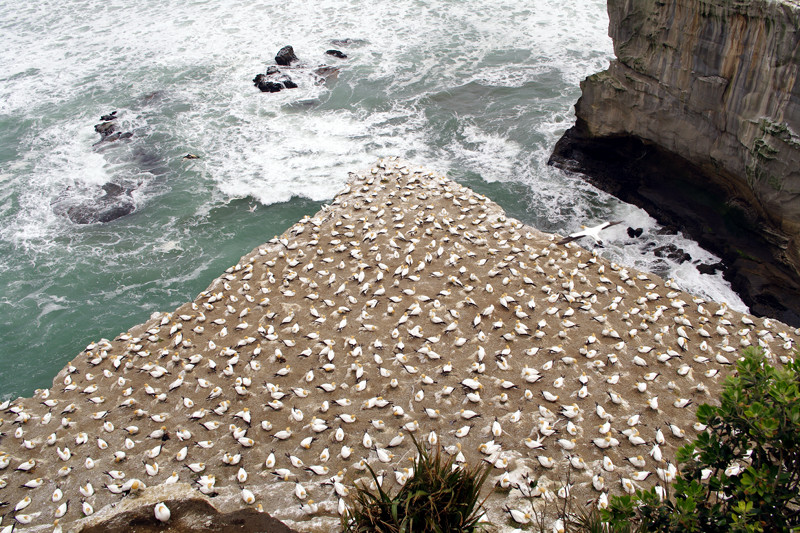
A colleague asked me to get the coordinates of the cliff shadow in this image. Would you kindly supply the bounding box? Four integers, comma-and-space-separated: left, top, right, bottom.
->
549, 122, 800, 327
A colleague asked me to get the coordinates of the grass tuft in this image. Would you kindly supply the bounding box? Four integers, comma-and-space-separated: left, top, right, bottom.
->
341, 434, 492, 532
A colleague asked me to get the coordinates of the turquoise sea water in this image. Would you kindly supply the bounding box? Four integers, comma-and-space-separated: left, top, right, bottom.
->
0, 0, 746, 399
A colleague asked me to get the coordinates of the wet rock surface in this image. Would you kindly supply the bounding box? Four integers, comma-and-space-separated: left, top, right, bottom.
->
253, 46, 342, 93
94, 111, 134, 146
52, 182, 137, 225
51, 110, 173, 225
275, 45, 299, 66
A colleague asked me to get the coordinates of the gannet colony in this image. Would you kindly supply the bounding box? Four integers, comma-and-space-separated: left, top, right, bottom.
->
2, 159, 797, 532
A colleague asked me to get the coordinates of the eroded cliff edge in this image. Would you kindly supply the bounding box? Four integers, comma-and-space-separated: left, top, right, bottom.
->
550, 0, 800, 325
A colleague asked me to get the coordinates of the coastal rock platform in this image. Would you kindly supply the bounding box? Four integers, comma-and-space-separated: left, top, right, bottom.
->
2, 159, 798, 532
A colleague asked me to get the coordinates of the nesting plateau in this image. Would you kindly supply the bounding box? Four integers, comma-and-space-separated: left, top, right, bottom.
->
1, 159, 797, 532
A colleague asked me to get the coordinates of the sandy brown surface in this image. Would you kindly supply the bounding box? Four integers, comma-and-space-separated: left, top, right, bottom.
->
0, 158, 797, 532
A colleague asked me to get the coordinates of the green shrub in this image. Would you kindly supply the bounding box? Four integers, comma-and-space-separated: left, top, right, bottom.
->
601, 347, 800, 533
341, 434, 492, 533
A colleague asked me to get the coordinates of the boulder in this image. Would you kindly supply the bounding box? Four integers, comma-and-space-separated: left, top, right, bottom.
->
325, 49, 347, 59
253, 47, 339, 92
275, 45, 298, 66
626, 227, 644, 239
253, 74, 284, 93
94, 111, 133, 145
94, 121, 116, 139
253, 72, 296, 93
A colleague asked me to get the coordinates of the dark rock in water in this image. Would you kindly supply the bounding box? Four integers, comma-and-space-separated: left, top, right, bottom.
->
65, 112, 140, 224
95, 121, 116, 138
253, 71, 297, 92
253, 74, 282, 92
254, 47, 339, 92
697, 262, 725, 275
652, 244, 691, 264
275, 45, 298, 66
325, 49, 347, 59
52, 182, 136, 225
627, 227, 643, 238
94, 113, 133, 144
261, 81, 284, 92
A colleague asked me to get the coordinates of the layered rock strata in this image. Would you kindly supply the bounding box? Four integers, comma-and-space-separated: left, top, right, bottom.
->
1, 159, 797, 532
550, 0, 800, 325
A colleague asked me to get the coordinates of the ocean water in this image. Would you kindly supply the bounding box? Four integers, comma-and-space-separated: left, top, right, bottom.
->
0, 0, 746, 399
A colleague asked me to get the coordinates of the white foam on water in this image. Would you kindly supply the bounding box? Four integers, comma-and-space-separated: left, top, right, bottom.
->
153, 240, 183, 254
602, 204, 749, 312
450, 124, 522, 183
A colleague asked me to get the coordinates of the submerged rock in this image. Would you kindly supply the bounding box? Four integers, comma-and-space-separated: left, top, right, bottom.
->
313, 65, 339, 82
52, 182, 136, 224
329, 37, 368, 47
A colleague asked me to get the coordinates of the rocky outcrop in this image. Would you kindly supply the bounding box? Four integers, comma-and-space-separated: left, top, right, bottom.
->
94, 111, 134, 145
75, 484, 298, 533
550, 0, 800, 325
275, 45, 299, 66
253, 46, 342, 93
52, 182, 136, 224
50, 112, 140, 225
253, 70, 297, 93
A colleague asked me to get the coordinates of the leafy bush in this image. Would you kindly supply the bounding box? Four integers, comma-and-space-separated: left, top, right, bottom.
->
601, 347, 800, 533
342, 434, 492, 533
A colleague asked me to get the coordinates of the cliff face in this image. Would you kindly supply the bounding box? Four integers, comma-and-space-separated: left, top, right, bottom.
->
552, 0, 800, 324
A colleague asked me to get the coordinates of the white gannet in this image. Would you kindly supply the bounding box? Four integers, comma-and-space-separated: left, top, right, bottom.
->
557, 221, 622, 246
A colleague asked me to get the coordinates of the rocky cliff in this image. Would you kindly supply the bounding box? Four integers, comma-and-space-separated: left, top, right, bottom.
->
550, 0, 800, 325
